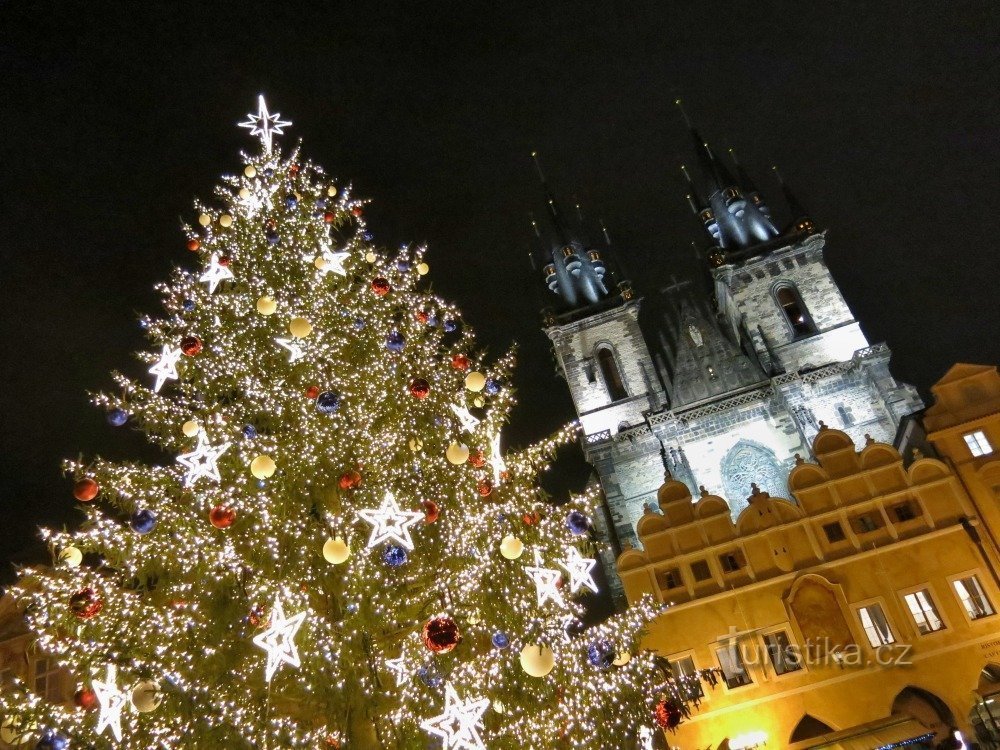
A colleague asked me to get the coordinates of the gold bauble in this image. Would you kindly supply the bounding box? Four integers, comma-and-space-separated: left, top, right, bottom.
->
417, 262, 430, 276
256, 296, 277, 316
238, 187, 251, 199
473, 396, 485, 408
182, 420, 200, 437
197, 213, 211, 227
250, 455, 276, 479
519, 644, 555, 677
364, 251, 377, 263
130, 680, 162, 713
499, 535, 524, 560
322, 536, 351, 564
59, 546, 83, 568
314, 255, 331, 271
244, 165, 257, 178
465, 372, 486, 392
446, 442, 470, 465
612, 650, 632, 666
0, 717, 36, 746
327, 185, 338, 197
408, 437, 424, 452
219, 213, 233, 228
289, 317, 313, 338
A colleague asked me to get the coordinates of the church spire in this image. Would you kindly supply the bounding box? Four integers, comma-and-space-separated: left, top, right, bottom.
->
772, 166, 816, 235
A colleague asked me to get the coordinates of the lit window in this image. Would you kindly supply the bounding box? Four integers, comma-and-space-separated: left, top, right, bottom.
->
763, 631, 802, 675
964, 430, 994, 458
774, 284, 816, 338
953, 575, 995, 620
823, 522, 846, 543
32, 657, 60, 701
903, 589, 945, 634
596, 347, 628, 401
691, 560, 712, 582
668, 656, 704, 699
716, 644, 753, 688
858, 604, 895, 647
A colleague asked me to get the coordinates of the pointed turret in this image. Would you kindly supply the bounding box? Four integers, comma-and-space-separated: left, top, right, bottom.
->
773, 166, 816, 235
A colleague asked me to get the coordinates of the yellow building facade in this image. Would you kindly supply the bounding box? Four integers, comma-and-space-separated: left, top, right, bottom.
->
618, 365, 1000, 750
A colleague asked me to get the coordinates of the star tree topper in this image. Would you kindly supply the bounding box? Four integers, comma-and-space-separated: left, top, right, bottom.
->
239, 94, 292, 154
177, 431, 231, 485
558, 546, 599, 594
357, 491, 424, 551
148, 345, 183, 393
252, 595, 308, 682
93, 664, 127, 742
420, 683, 490, 750
199, 253, 235, 293
524, 550, 564, 608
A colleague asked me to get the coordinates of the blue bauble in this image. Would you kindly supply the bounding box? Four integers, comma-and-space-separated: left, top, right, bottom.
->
107, 409, 128, 427
316, 391, 341, 414
242, 424, 258, 439
383, 544, 408, 567
566, 511, 590, 536
316, 198, 327, 209
182, 298, 196, 312
35, 730, 69, 750
443, 319, 458, 333
362, 231, 374, 241
385, 331, 405, 353
484, 378, 502, 396
587, 640, 616, 670
417, 666, 443, 688
130, 509, 157, 535
257, 479, 266, 489
263, 168, 274, 177
266, 231, 279, 245
491, 632, 510, 650
284, 194, 298, 208
139, 318, 149, 330
346, 602, 359, 614
396, 260, 411, 273
353, 318, 365, 330
426, 313, 438, 326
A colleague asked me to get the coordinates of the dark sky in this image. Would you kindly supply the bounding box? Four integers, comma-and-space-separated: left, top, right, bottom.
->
2, 1, 999, 574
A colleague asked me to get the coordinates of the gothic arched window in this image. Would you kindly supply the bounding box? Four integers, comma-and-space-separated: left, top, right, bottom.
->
773, 282, 816, 338
721, 440, 787, 519
596, 346, 628, 402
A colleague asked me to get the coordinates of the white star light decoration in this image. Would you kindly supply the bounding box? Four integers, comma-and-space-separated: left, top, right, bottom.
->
357, 491, 424, 551
239, 94, 292, 154
199, 253, 235, 293
420, 683, 490, 750
275, 337, 306, 363
524, 550, 564, 608
559, 546, 599, 594
252, 596, 307, 682
93, 665, 127, 742
318, 248, 351, 276
148, 345, 183, 393
489, 430, 507, 485
177, 431, 231, 485
450, 403, 481, 433
385, 655, 409, 687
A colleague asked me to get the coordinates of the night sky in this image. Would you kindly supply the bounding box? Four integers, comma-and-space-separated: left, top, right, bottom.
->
2, 2, 999, 576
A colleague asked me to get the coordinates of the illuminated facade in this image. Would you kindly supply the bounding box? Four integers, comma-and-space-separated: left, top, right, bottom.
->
532, 114, 921, 592
614, 367, 1000, 749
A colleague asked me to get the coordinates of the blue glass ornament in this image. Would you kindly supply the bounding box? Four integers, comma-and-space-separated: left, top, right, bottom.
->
382, 544, 408, 567
266, 231, 279, 245
316, 198, 327, 209
130, 509, 157, 535
107, 409, 128, 427
443, 319, 458, 333
182, 299, 196, 312
396, 260, 411, 273
426, 313, 438, 326
346, 602, 359, 614
385, 331, 405, 353
257, 479, 266, 489
316, 391, 341, 414
587, 640, 616, 670
353, 318, 365, 330
484, 378, 502, 396
242, 424, 258, 439
566, 510, 590, 536
139, 318, 149, 330
362, 231, 374, 241
491, 632, 510, 650
263, 168, 274, 177
284, 194, 298, 208
417, 666, 443, 688
35, 730, 69, 750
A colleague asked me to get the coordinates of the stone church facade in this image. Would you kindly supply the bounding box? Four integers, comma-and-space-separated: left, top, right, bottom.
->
530, 110, 923, 595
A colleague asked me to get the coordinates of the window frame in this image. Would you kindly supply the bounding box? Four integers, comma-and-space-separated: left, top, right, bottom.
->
900, 585, 947, 636
719, 551, 743, 573
32, 655, 61, 702
690, 559, 713, 582
760, 627, 803, 677
715, 642, 754, 690
949, 571, 997, 623
666, 653, 705, 700
822, 521, 847, 544
964, 430, 994, 458
594, 344, 629, 402
771, 281, 817, 339
854, 599, 896, 649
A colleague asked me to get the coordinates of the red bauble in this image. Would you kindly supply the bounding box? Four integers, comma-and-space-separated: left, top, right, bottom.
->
218, 256, 231, 267
415, 310, 429, 324
522, 511, 540, 526
477, 479, 493, 497
209, 505, 236, 529
351, 206, 364, 218
654, 699, 682, 730
451, 354, 470, 371
69, 588, 103, 620
468, 451, 486, 468
288, 164, 300, 176
306, 385, 320, 399
338, 470, 362, 490
186, 238, 201, 252
181, 335, 203, 356
423, 500, 440, 524
409, 378, 430, 399
74, 478, 99, 502
371, 277, 391, 296
422, 616, 461, 653
74, 687, 98, 710
248, 604, 267, 627
324, 211, 335, 223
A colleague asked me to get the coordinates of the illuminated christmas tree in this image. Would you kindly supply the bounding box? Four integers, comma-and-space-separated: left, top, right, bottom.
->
0, 97, 673, 749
